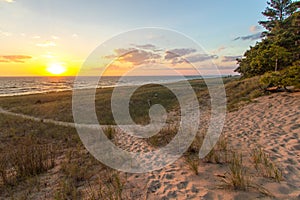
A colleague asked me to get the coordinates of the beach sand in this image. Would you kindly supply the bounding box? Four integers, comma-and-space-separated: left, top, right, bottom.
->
114, 92, 300, 199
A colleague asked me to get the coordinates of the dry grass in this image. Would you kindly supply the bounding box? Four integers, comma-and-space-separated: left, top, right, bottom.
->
222, 152, 250, 191
147, 124, 178, 147
0, 136, 56, 186
251, 148, 283, 182
225, 76, 264, 111
185, 155, 200, 175
202, 135, 230, 164
86, 169, 126, 200
56, 147, 99, 199
185, 132, 204, 155
55, 178, 79, 200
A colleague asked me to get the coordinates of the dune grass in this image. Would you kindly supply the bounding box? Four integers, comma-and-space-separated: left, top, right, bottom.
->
0, 135, 56, 186
86, 169, 126, 200
225, 76, 264, 111
222, 152, 250, 191
251, 148, 283, 182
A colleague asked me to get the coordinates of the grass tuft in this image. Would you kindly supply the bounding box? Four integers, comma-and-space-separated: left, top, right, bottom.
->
251, 148, 283, 182
222, 152, 250, 191
185, 155, 200, 175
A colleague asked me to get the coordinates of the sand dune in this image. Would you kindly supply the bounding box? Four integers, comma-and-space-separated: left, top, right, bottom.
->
0, 92, 299, 199
115, 92, 300, 199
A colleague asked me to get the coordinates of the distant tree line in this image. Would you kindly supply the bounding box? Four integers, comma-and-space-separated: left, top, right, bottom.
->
235, 0, 300, 88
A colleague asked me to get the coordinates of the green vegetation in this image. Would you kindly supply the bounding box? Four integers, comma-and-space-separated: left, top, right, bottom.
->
260, 60, 300, 89
235, 0, 299, 88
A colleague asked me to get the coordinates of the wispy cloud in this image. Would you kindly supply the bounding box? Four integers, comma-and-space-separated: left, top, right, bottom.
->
51, 35, 59, 40
132, 44, 157, 50
32, 35, 41, 39
233, 32, 262, 41
250, 25, 261, 33
211, 46, 226, 54
2, 0, 15, 3
185, 54, 218, 63
36, 41, 56, 47
0, 55, 32, 63
221, 55, 242, 62
0, 30, 12, 37
164, 48, 197, 60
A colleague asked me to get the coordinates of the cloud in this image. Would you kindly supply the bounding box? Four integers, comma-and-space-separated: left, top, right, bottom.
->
36, 41, 56, 47
233, 33, 262, 41
32, 35, 41, 39
185, 54, 218, 63
2, 0, 15, 3
0, 55, 32, 63
104, 48, 161, 65
221, 55, 242, 62
211, 46, 226, 54
121, 50, 161, 65
0, 30, 12, 37
132, 44, 157, 50
51, 35, 59, 40
216, 65, 238, 70
250, 25, 261, 33
165, 48, 197, 60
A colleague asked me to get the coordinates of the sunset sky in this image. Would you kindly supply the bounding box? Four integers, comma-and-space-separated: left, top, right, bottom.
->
0, 0, 268, 76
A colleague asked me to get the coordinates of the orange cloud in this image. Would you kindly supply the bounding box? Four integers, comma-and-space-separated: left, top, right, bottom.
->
0, 55, 32, 63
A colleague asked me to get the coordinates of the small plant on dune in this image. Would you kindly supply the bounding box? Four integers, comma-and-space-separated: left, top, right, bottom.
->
61, 148, 89, 184
185, 155, 200, 175
86, 169, 126, 200
58, 147, 99, 199
147, 125, 177, 147
202, 135, 230, 164
103, 126, 117, 140
55, 178, 79, 200
222, 152, 250, 191
186, 133, 204, 155
251, 148, 283, 182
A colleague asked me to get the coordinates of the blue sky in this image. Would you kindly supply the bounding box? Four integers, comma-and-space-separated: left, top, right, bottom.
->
0, 0, 269, 76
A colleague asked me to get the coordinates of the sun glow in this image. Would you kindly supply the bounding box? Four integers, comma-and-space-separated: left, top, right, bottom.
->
47, 63, 66, 75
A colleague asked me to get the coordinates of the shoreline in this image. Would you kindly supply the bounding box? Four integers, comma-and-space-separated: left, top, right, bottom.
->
0, 75, 236, 98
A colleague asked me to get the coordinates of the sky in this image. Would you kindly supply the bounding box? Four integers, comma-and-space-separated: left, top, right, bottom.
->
0, 0, 269, 76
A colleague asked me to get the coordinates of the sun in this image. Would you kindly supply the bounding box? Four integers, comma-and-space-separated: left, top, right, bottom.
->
47, 63, 66, 75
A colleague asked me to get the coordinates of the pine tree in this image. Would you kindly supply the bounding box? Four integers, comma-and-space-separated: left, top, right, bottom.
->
259, 0, 297, 31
